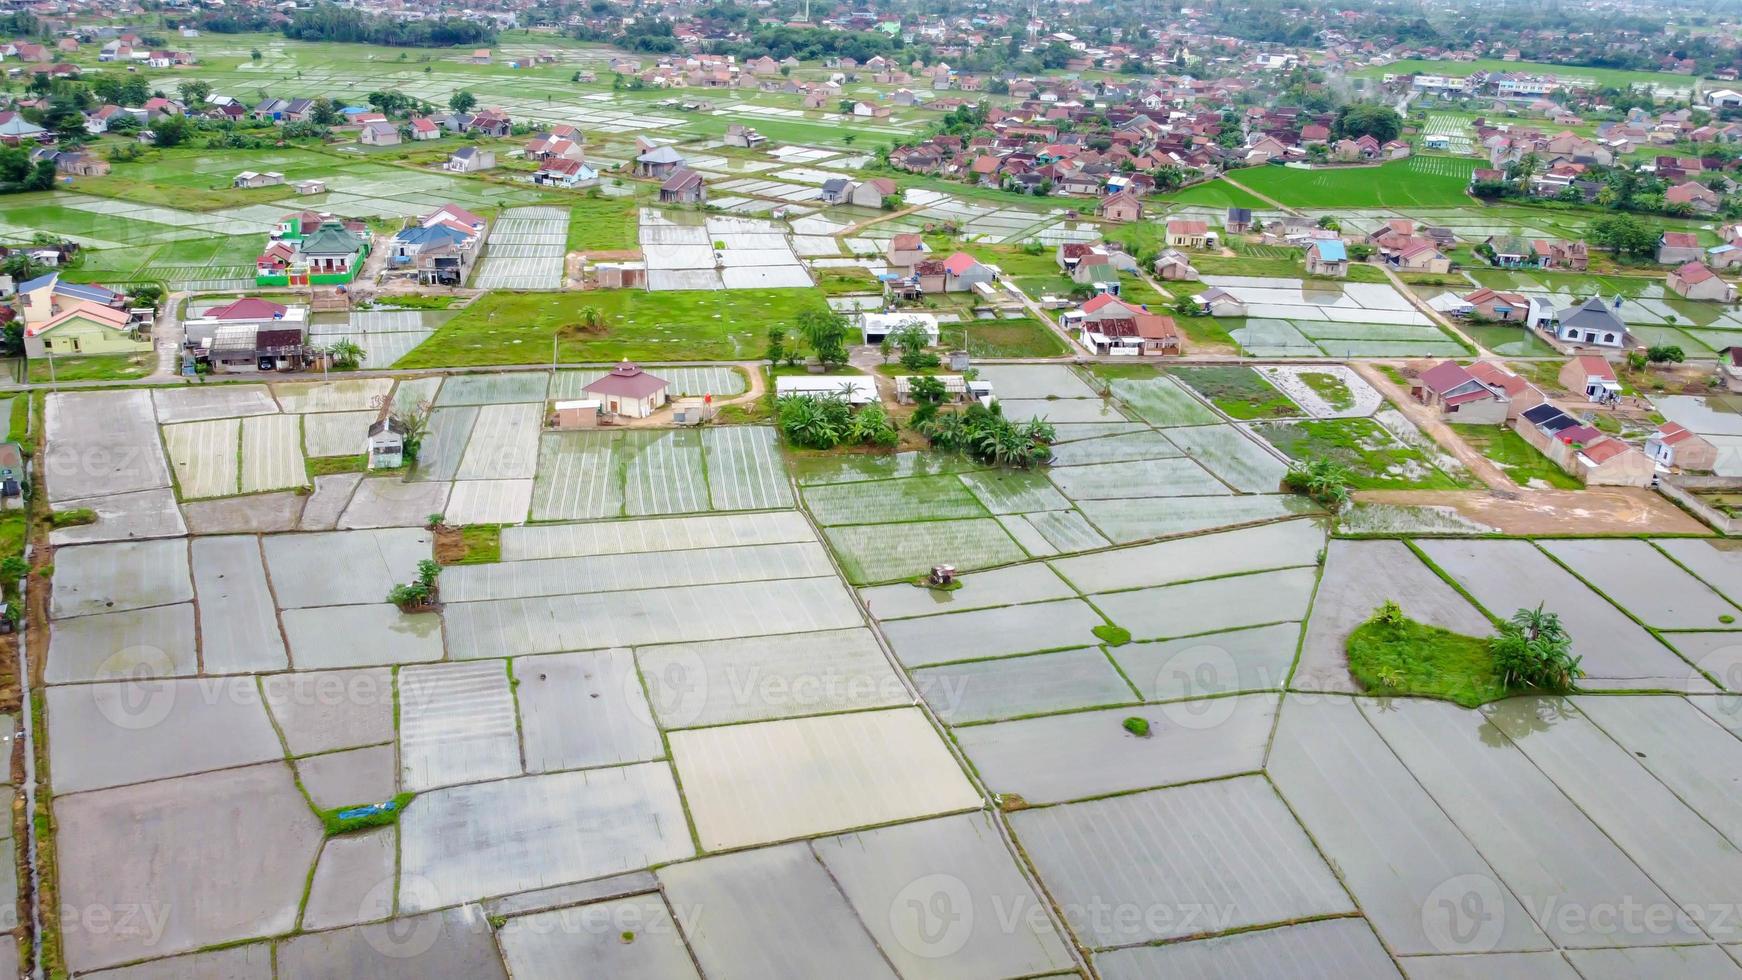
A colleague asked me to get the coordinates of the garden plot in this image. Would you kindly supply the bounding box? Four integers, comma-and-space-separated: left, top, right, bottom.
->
264, 528, 431, 608
1048, 430, 1183, 466
658, 844, 899, 980
1013, 776, 1353, 948
499, 896, 698, 980
552, 365, 745, 399
51, 538, 191, 619
1107, 376, 1221, 427
1256, 417, 1463, 489
163, 418, 240, 499
1098, 921, 1398, 980
47, 603, 198, 684
1268, 697, 1550, 956
501, 511, 815, 560
1258, 364, 1380, 417
398, 764, 694, 913
441, 542, 832, 602
53, 764, 323, 973
1486, 698, 1742, 943
823, 518, 1025, 584
436, 371, 550, 406
639, 628, 905, 729
45, 390, 171, 503
47, 677, 284, 794
398, 660, 521, 791
878, 598, 1109, 667
191, 536, 288, 673
474, 209, 569, 289
956, 695, 1279, 804
443, 577, 862, 658
1165, 424, 1289, 493
701, 426, 792, 510
1542, 539, 1740, 629
445, 479, 534, 525
152, 385, 279, 424
300, 410, 378, 458
669, 707, 981, 850
1050, 457, 1231, 500
913, 647, 1137, 724
814, 812, 1078, 978
1415, 539, 1703, 689
621, 429, 711, 516
273, 378, 394, 413
282, 604, 443, 669
975, 364, 1102, 400
240, 414, 307, 493
1297, 540, 1492, 694
456, 403, 542, 480
1097, 567, 1319, 641
530, 431, 621, 520
803, 473, 987, 525
1115, 622, 1301, 700
1367, 697, 1708, 950
1053, 520, 1324, 595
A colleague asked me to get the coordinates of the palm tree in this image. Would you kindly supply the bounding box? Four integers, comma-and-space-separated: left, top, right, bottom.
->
327, 339, 366, 370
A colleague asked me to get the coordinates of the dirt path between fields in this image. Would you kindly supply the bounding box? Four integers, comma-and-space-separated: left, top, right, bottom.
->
1356, 487, 1711, 535
1352, 361, 1518, 491
1218, 175, 1296, 215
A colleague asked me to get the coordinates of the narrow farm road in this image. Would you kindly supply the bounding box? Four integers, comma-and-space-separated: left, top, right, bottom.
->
1378, 264, 1488, 357
1218, 174, 1297, 215
151, 290, 190, 380
1350, 360, 1518, 493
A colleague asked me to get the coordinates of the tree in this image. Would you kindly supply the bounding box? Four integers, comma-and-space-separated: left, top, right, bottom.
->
1332, 103, 1402, 143
42, 98, 88, 145
1491, 604, 1583, 690
178, 79, 212, 106
148, 114, 192, 148
448, 89, 477, 114
795, 307, 849, 370
894, 323, 937, 370
877, 333, 894, 364
310, 97, 341, 126
764, 327, 787, 365
1647, 344, 1685, 363
1589, 213, 1659, 257
392, 400, 432, 462
250, 48, 262, 62
1283, 458, 1354, 514
327, 339, 365, 370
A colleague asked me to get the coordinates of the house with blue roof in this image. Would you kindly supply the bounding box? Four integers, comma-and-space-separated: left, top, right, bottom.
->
1306, 239, 1349, 278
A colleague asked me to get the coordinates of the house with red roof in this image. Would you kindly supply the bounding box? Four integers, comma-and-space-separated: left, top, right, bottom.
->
1645, 422, 1718, 471
1668, 261, 1736, 302
182, 297, 307, 346
1659, 232, 1704, 265
1412, 360, 1510, 424
1166, 219, 1210, 249
583, 362, 668, 418
1465, 361, 1544, 420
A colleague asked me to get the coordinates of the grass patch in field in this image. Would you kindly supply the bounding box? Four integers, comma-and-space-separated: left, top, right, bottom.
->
566, 194, 639, 251
814, 266, 881, 296
1093, 624, 1132, 646
373, 295, 460, 311
27, 352, 153, 383
396, 288, 829, 367
1156, 179, 1270, 211
960, 318, 1068, 358
320, 792, 416, 836
48, 509, 96, 529
1298, 370, 1356, 411
1121, 716, 1151, 737
1347, 612, 1506, 708
436, 524, 502, 564
1461, 322, 1558, 357
1450, 423, 1582, 489
1170, 365, 1300, 419
1255, 417, 1462, 490
1231, 157, 1478, 209
306, 454, 370, 478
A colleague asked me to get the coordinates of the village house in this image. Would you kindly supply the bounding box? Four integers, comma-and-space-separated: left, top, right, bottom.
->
1153, 249, 1199, 281
257, 220, 369, 287
635, 145, 686, 179
724, 124, 766, 149
1411, 359, 1511, 424
1667, 181, 1722, 215
15, 274, 153, 360
445, 146, 495, 173
407, 117, 441, 141
359, 121, 401, 147
1515, 403, 1653, 486
1645, 422, 1719, 471
1194, 286, 1246, 317
1552, 298, 1631, 350
233, 171, 284, 190
1559, 354, 1623, 403
818, 178, 854, 205
1391, 241, 1451, 274
534, 157, 597, 188
1659, 232, 1705, 265
885, 234, 930, 271
1668, 261, 1737, 303
850, 178, 897, 209
1097, 190, 1144, 223
1166, 219, 1211, 250
1305, 240, 1349, 278
859, 311, 940, 346
658, 168, 706, 205
1464, 287, 1532, 322
181, 297, 308, 347
585, 361, 669, 418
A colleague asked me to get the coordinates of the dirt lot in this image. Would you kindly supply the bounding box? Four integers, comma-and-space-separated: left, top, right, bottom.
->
1355, 487, 1711, 535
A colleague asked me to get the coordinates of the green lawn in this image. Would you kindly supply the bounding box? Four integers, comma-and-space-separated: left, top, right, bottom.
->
1156, 180, 1270, 211
1297, 370, 1357, 412
1347, 612, 1508, 708
1169, 366, 1300, 419
566, 195, 640, 251
959, 318, 1068, 358
396, 288, 830, 367
1232, 157, 1479, 209
1254, 417, 1465, 490
28, 352, 154, 383
814, 266, 882, 296
1451, 423, 1582, 489
1350, 57, 1699, 91
1462, 322, 1559, 357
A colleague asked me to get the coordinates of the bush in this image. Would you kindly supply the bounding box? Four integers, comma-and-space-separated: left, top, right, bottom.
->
1491, 604, 1583, 691
777, 394, 896, 449
1121, 716, 1151, 737
1283, 458, 1354, 513
917, 402, 1054, 469
1647, 344, 1685, 364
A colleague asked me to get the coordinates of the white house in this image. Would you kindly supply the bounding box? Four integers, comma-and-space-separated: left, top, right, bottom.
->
774, 375, 878, 405
860, 311, 940, 346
